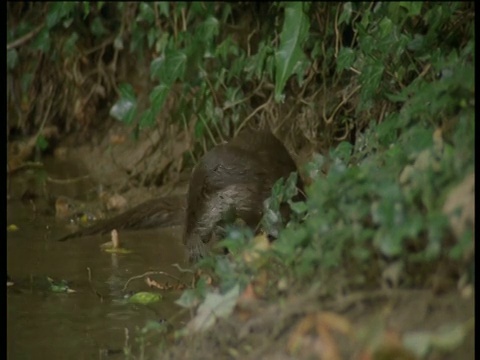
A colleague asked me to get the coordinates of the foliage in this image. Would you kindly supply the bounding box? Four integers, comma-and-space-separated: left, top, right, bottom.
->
180, 1, 474, 301
8, 3, 474, 358
7, 0, 474, 299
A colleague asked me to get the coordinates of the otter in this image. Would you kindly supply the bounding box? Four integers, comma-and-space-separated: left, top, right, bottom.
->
183, 129, 303, 262
58, 130, 303, 264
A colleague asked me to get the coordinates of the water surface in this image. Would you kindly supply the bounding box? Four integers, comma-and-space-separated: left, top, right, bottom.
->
7, 158, 189, 359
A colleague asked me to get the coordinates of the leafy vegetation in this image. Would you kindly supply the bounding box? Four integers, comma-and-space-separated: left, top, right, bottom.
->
7, 2, 474, 358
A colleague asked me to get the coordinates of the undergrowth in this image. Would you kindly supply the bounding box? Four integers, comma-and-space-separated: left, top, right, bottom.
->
173, 0, 475, 323
7, 2, 474, 357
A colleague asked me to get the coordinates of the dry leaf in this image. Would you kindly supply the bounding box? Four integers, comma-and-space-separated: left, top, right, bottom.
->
442, 173, 474, 240
187, 285, 240, 333
242, 233, 270, 264
105, 193, 128, 211
288, 311, 349, 360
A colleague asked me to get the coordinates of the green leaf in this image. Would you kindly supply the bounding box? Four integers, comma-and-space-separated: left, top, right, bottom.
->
21, 73, 34, 92
186, 285, 240, 333
289, 201, 308, 215
150, 50, 187, 85
150, 83, 171, 114
36, 135, 49, 151
46, 3, 75, 28
128, 291, 162, 304
139, 109, 156, 129
338, 2, 353, 25
90, 17, 108, 37
198, 16, 219, 43
137, 3, 155, 24
31, 28, 51, 53
83, 2, 90, 16
7, 224, 19, 232
118, 83, 136, 101
47, 277, 75, 293
63, 32, 79, 55
358, 61, 384, 110
274, 2, 310, 102
398, 2, 423, 16
336, 47, 355, 73
158, 2, 170, 17
333, 141, 353, 163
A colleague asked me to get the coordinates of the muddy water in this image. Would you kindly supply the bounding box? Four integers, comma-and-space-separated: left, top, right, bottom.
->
7, 158, 189, 359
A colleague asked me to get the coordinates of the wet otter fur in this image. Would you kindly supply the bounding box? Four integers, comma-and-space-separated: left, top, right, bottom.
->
183, 129, 303, 262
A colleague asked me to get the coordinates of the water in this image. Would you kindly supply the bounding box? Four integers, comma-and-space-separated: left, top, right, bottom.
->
7, 158, 189, 359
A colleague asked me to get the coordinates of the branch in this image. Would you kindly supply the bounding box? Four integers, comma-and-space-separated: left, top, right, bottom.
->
7, 24, 44, 50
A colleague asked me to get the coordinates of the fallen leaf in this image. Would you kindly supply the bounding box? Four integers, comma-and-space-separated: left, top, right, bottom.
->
402, 319, 473, 356
239, 282, 258, 302
442, 173, 474, 240
288, 311, 350, 360
7, 224, 19, 232
317, 312, 352, 336
187, 285, 240, 333
128, 291, 162, 304
242, 233, 270, 265
47, 277, 76, 293
105, 193, 128, 211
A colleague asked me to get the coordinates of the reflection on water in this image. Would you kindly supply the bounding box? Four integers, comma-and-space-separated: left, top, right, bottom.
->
7, 158, 190, 359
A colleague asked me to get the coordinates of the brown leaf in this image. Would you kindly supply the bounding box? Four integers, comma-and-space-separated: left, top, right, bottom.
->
288, 312, 350, 360
317, 311, 353, 336
442, 173, 474, 240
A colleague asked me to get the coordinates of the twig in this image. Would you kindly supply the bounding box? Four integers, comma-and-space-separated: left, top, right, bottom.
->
122, 271, 188, 292
47, 175, 91, 184
334, 3, 341, 59
324, 85, 361, 125
7, 24, 44, 50
199, 113, 219, 146
87, 267, 104, 301
222, 78, 265, 111
7, 161, 44, 174
235, 94, 273, 136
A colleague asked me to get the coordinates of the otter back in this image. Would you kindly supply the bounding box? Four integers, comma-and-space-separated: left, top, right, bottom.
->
183, 130, 301, 261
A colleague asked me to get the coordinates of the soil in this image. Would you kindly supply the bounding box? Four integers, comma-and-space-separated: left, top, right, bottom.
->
163, 288, 474, 360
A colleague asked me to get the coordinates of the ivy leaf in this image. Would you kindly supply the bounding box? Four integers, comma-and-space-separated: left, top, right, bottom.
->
186, 285, 240, 333
338, 2, 353, 25
137, 3, 155, 24
118, 83, 136, 101
158, 2, 170, 17
31, 28, 51, 53
63, 32, 79, 55
150, 83, 171, 115
336, 47, 355, 73
150, 50, 187, 85
36, 135, 49, 151
90, 17, 108, 37
398, 2, 423, 16
274, 2, 310, 102
358, 61, 384, 110
139, 108, 156, 129
198, 16, 220, 43
46, 2, 75, 29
